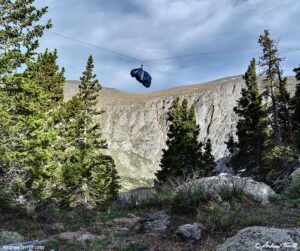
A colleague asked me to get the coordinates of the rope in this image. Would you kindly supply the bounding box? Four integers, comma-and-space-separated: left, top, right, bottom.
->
47, 30, 142, 63
46, 30, 300, 64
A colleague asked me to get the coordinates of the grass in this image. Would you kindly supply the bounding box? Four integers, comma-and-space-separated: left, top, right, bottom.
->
44, 236, 115, 251
1, 180, 300, 250
115, 242, 149, 251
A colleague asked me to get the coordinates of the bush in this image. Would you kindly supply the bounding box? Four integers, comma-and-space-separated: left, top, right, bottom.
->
171, 187, 213, 213
139, 192, 172, 209
262, 145, 299, 191
219, 183, 244, 202
286, 173, 300, 199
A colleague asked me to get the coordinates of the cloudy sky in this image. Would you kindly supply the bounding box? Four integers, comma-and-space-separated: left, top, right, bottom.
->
35, 0, 300, 92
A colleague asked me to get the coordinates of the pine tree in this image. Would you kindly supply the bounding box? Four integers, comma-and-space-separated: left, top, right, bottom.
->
155, 98, 214, 184
258, 31, 298, 190
60, 56, 120, 208
25, 49, 65, 110
292, 66, 300, 149
202, 139, 216, 176
258, 30, 283, 145
0, 1, 52, 205
258, 30, 293, 145
0, 0, 52, 76
227, 58, 268, 177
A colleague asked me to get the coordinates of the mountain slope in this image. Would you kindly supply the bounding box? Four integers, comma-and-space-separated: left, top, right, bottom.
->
64, 76, 296, 190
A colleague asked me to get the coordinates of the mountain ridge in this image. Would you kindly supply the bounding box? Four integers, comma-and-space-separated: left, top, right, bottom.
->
64, 75, 297, 190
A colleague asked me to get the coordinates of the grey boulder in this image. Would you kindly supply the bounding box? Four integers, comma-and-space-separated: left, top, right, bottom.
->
216, 227, 300, 251
176, 223, 206, 241
136, 211, 170, 233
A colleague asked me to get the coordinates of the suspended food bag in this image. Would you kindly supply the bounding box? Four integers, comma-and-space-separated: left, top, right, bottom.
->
130, 65, 152, 88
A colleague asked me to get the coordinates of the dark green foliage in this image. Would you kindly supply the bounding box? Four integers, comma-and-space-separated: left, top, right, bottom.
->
202, 139, 216, 175
227, 58, 268, 177
261, 145, 298, 191
0, 0, 52, 75
155, 98, 215, 184
258, 30, 283, 145
292, 66, 300, 149
286, 173, 300, 200
59, 56, 120, 208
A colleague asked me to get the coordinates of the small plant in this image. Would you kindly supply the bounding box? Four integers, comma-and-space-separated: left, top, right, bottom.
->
116, 242, 149, 251
237, 211, 267, 227
219, 183, 244, 202
207, 202, 221, 232
139, 192, 172, 209
285, 173, 300, 199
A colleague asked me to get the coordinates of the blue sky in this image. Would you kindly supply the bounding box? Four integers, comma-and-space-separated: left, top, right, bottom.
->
35, 0, 300, 92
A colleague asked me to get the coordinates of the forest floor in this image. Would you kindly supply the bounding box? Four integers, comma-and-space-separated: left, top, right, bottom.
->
1, 195, 300, 251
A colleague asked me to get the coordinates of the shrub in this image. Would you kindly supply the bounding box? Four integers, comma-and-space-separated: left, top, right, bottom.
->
171, 188, 212, 213
286, 173, 300, 199
219, 183, 244, 202
139, 192, 172, 209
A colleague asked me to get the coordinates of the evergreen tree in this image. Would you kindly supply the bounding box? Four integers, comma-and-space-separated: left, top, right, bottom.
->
292, 66, 300, 149
202, 138, 216, 175
227, 58, 268, 178
258, 31, 298, 190
0, 0, 53, 205
0, 0, 52, 75
155, 98, 215, 184
25, 49, 65, 110
60, 56, 120, 208
258, 30, 293, 145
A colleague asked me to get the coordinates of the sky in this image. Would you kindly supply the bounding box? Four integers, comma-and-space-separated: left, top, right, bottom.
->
35, 0, 300, 93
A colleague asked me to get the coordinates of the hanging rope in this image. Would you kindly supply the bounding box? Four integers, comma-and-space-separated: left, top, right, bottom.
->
47, 30, 300, 63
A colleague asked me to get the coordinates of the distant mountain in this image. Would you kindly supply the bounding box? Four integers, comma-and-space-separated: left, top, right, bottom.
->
64, 76, 297, 190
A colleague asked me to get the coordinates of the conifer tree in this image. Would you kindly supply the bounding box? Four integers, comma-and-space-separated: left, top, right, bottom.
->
60, 56, 120, 208
155, 98, 215, 184
258, 31, 298, 190
292, 66, 300, 149
0, 0, 52, 75
258, 30, 293, 145
0, 0, 53, 204
202, 138, 216, 176
227, 58, 268, 177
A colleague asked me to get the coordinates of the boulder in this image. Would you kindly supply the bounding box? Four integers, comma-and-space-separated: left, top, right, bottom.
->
177, 175, 275, 204
216, 227, 300, 251
57, 231, 104, 241
0, 230, 24, 245
175, 223, 205, 241
291, 168, 300, 180
135, 212, 170, 233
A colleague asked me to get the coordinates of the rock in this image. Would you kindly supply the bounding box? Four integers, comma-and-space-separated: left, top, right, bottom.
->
219, 201, 231, 213
136, 212, 170, 233
77, 233, 100, 241
175, 223, 205, 241
57, 231, 104, 241
177, 175, 276, 204
119, 187, 156, 205
0, 230, 24, 245
64, 77, 297, 189
216, 227, 300, 251
291, 168, 300, 180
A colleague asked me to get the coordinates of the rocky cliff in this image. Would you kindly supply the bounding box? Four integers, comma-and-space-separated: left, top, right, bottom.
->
64, 76, 296, 190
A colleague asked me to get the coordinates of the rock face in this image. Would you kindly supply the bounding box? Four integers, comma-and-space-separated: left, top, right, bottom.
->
216, 227, 300, 251
177, 175, 276, 204
176, 223, 205, 241
64, 76, 296, 189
